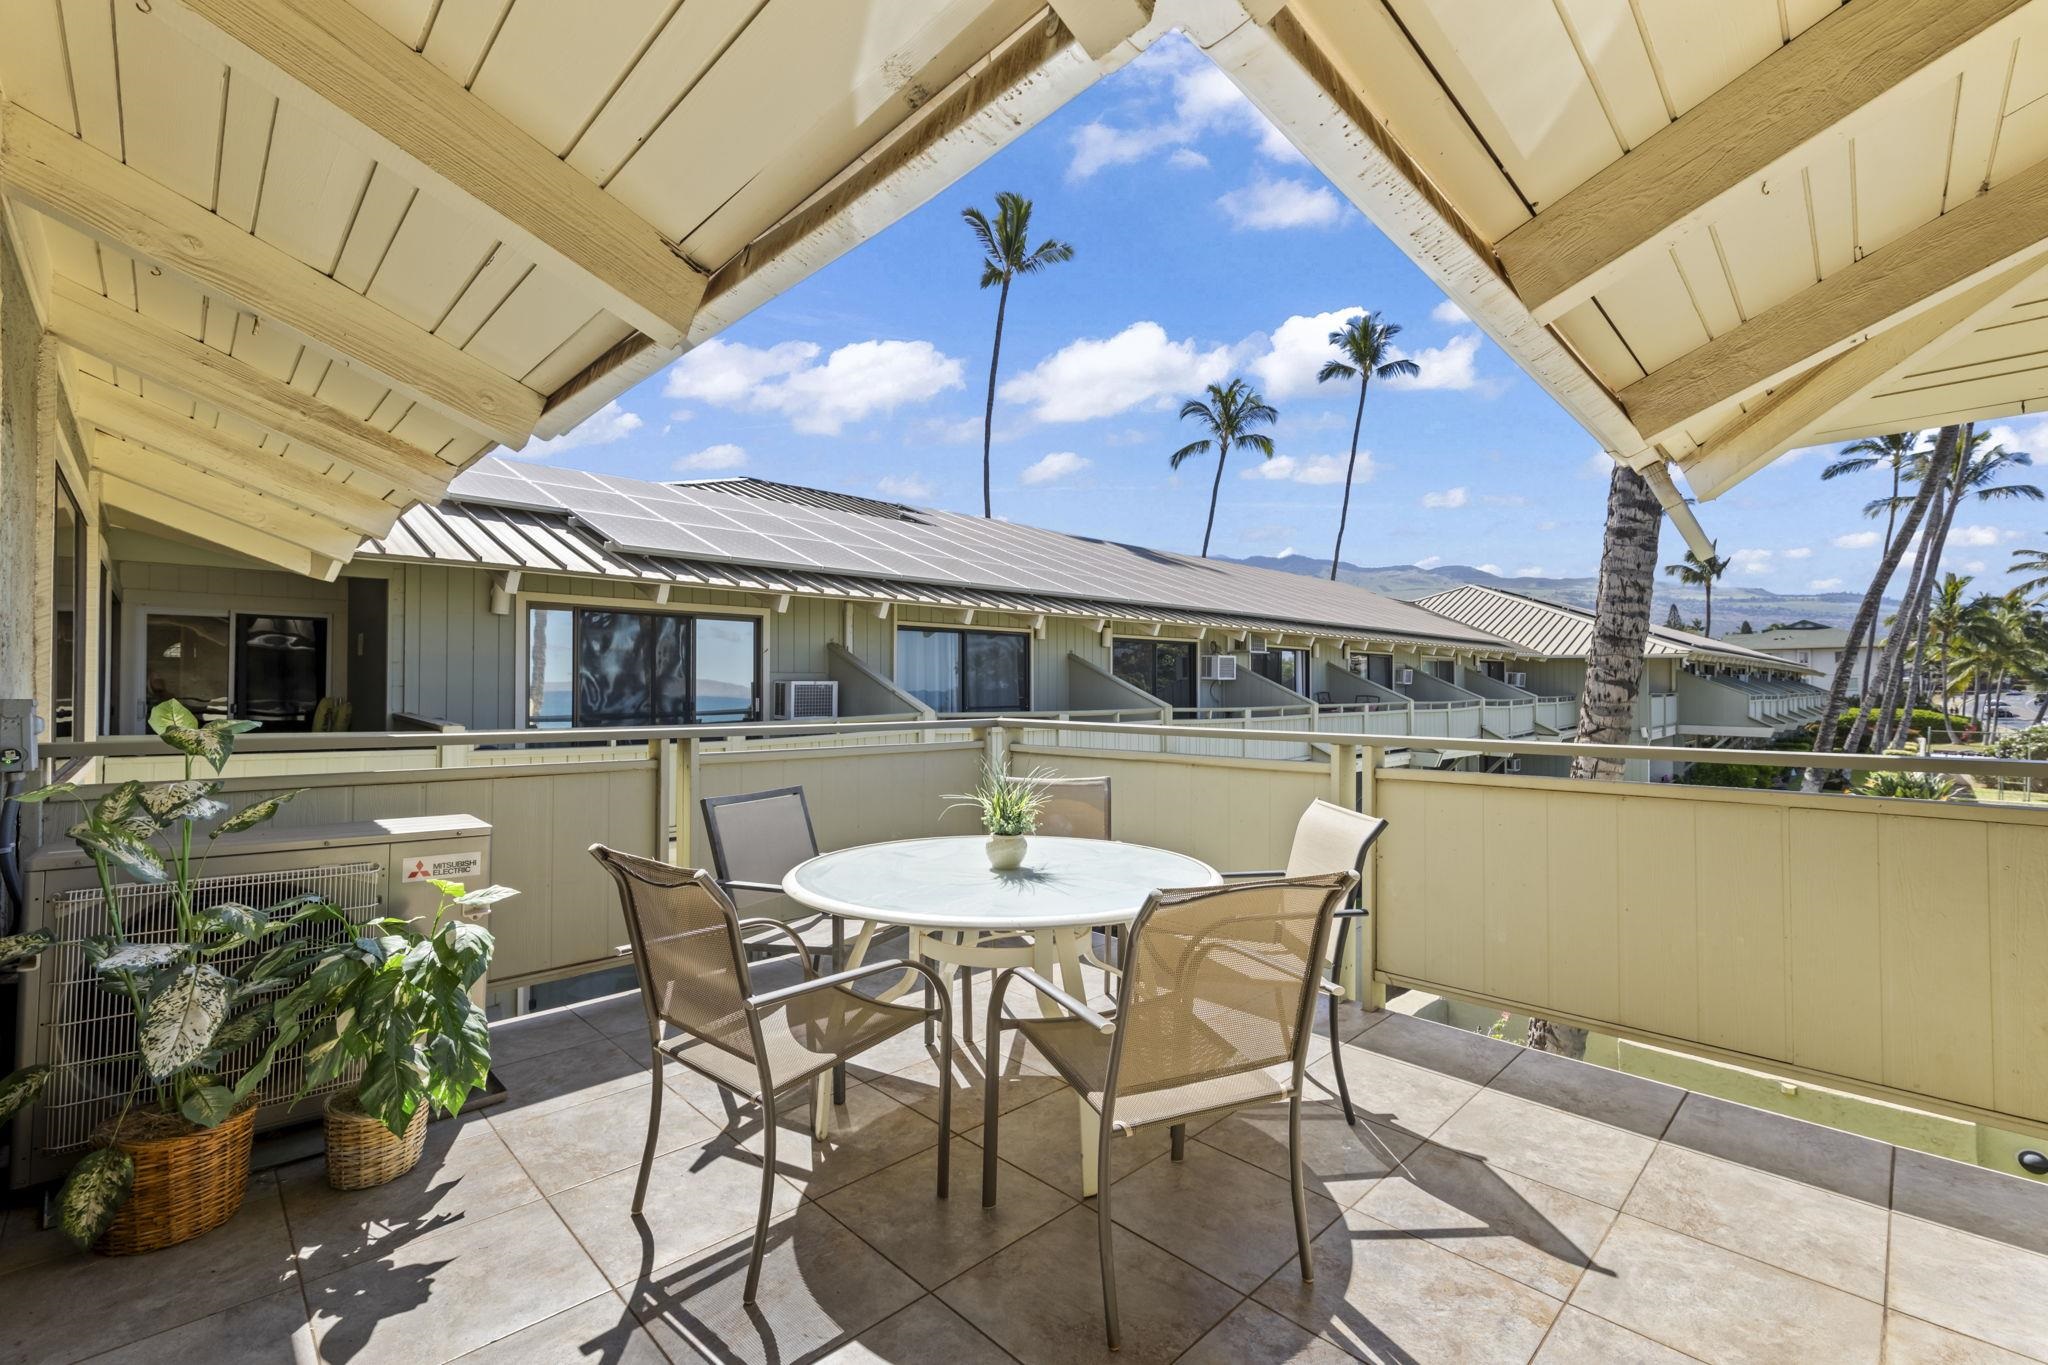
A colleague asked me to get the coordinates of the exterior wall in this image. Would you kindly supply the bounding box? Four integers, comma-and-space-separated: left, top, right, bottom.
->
0, 230, 38, 705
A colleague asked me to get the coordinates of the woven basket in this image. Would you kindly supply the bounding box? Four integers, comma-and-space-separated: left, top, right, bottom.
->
324, 1094, 428, 1191
94, 1103, 256, 1256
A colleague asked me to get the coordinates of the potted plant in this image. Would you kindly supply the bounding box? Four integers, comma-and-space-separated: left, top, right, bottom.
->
13, 701, 334, 1253
290, 877, 509, 1190
946, 763, 1047, 871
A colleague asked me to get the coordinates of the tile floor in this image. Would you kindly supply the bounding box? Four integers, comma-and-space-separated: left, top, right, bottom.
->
5, 986, 2048, 1363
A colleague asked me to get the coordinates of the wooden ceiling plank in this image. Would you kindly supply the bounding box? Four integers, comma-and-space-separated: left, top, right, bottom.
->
74, 375, 399, 538
156, 0, 706, 348
1499, 0, 2030, 323
97, 468, 345, 578
95, 435, 366, 560
1618, 153, 2048, 442
45, 275, 455, 502
0, 99, 538, 446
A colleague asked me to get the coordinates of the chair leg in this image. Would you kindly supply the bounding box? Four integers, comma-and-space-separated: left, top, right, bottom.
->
1289, 1092, 1315, 1283
812, 1072, 831, 1141
1097, 1118, 1121, 1351
917, 931, 935, 1046
744, 1090, 779, 1305
1169, 1122, 1186, 1162
832, 917, 848, 1105
935, 990, 954, 1200
632, 1046, 665, 1216
982, 999, 1005, 1208
1078, 1099, 1101, 1198
956, 933, 974, 1047
1328, 918, 1357, 1127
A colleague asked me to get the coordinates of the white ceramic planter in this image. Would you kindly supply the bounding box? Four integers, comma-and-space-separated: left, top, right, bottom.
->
985, 834, 1027, 871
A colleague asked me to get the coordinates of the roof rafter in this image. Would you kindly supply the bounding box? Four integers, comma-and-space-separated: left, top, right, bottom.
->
100, 470, 337, 580
1617, 154, 2048, 443
94, 434, 365, 561
155, 0, 706, 349
45, 276, 455, 503
0, 100, 539, 446
1496, 0, 2028, 323
74, 375, 400, 539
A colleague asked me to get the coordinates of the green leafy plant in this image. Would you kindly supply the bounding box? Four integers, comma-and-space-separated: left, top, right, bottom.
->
1677, 762, 1781, 790
944, 763, 1048, 837
0, 930, 55, 1125
290, 879, 508, 1136
1854, 767, 1977, 802
11, 700, 334, 1247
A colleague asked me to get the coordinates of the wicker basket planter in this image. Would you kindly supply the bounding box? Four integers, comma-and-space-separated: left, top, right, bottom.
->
324, 1092, 428, 1190
94, 1103, 256, 1256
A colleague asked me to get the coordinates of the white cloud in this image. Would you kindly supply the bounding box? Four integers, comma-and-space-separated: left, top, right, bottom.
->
1950, 524, 2003, 547
1000, 321, 1235, 422
1782, 546, 1813, 559
877, 474, 934, 501
1476, 563, 1503, 576
503, 400, 642, 460
1020, 451, 1090, 486
1727, 548, 1774, 576
1421, 487, 1468, 509
673, 443, 747, 472
1431, 300, 1469, 325
1249, 307, 1361, 399
1167, 147, 1210, 171
1241, 452, 1375, 485
1810, 577, 1844, 591
1415, 555, 1443, 570
1219, 176, 1343, 230
1581, 452, 1615, 479
664, 337, 962, 435
1067, 38, 1303, 181
1382, 333, 1482, 391
1833, 530, 1881, 549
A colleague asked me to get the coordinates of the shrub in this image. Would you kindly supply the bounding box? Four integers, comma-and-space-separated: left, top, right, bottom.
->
1821, 706, 1976, 749
1678, 761, 1781, 790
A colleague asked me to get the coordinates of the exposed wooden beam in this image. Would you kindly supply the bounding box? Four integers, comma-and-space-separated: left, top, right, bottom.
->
45, 276, 454, 502
74, 375, 399, 538
156, 0, 705, 348
94, 434, 364, 561
1679, 255, 2048, 500
1045, 0, 1147, 59
1496, 0, 2027, 322
1618, 155, 2048, 443
0, 100, 538, 446
99, 472, 336, 580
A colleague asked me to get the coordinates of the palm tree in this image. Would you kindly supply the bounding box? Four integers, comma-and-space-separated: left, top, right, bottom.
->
1170, 378, 1278, 558
961, 192, 1073, 519
2013, 534, 2048, 600
1923, 573, 1974, 741
1824, 432, 1919, 694
1316, 312, 1418, 580
1662, 547, 1728, 636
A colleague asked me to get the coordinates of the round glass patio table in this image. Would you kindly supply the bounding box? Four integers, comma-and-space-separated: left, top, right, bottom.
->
782, 835, 1220, 1005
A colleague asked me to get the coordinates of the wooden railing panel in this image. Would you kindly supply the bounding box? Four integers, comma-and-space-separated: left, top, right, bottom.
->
690, 742, 985, 859
1785, 807, 1885, 1084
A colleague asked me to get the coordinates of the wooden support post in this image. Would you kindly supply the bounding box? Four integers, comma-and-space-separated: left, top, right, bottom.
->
1357, 746, 1384, 1009
652, 738, 675, 863
673, 738, 697, 866
984, 724, 1008, 774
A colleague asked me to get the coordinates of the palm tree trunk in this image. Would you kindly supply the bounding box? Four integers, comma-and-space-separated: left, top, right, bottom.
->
980, 275, 1011, 519
1862, 463, 1900, 698
1704, 577, 1713, 637
1876, 481, 1946, 750
1200, 436, 1230, 558
1330, 377, 1369, 580
1571, 464, 1661, 779
1940, 623, 1959, 743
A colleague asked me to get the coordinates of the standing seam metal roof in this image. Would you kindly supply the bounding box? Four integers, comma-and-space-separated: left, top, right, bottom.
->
1415, 584, 1814, 672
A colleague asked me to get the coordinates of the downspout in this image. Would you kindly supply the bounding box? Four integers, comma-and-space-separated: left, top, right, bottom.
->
1632, 458, 1717, 564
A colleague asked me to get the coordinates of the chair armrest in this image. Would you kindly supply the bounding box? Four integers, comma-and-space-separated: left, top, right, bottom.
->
736, 919, 817, 977
1318, 979, 1344, 997
987, 966, 1115, 1034
722, 879, 790, 895
748, 957, 947, 1013
1333, 904, 1370, 919
1220, 868, 1286, 880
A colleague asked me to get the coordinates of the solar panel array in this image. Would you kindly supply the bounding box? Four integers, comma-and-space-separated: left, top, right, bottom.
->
444, 458, 1511, 646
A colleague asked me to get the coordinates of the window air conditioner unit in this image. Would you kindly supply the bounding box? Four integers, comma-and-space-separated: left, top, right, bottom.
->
781, 679, 839, 720
1247, 635, 1269, 655
1507, 672, 1528, 689
12, 815, 493, 1188
1396, 667, 1416, 686
1201, 654, 1238, 682
1506, 758, 1522, 773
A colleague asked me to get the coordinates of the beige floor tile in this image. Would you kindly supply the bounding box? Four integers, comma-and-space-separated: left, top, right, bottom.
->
307, 1199, 609, 1365
1883, 1310, 2044, 1364
821, 1295, 1017, 1363
713, 1081, 945, 1198
1570, 1215, 1882, 1364
0, 1173, 297, 1364
1254, 1207, 1563, 1365
1531, 1306, 1695, 1363
1624, 1144, 1889, 1300
937, 1205, 1241, 1365
449, 1290, 668, 1363
1661, 1093, 1892, 1205
1893, 1148, 2048, 1258
1106, 1141, 1341, 1292
1431, 1089, 1656, 1208
488, 1007, 606, 1067
573, 990, 656, 1038
966, 1089, 1175, 1201
628, 1202, 922, 1365
80, 1286, 313, 1365
1890, 1215, 2048, 1360
490, 1083, 718, 1195
1304, 1042, 1481, 1142
1488, 1047, 1685, 1139
864, 1036, 1064, 1133
1199, 1099, 1425, 1209
818, 1139, 1072, 1288
548, 1134, 802, 1288
279, 1114, 541, 1282
491, 1035, 650, 1119
1354, 1139, 1618, 1300
1178, 1301, 1360, 1364
1351, 1011, 1522, 1085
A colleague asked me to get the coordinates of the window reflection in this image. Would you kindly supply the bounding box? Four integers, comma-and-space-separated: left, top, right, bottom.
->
526, 606, 758, 727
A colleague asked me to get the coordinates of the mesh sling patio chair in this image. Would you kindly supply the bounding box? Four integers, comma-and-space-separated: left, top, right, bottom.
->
980, 871, 1357, 1350
1221, 799, 1387, 1126
590, 844, 954, 1304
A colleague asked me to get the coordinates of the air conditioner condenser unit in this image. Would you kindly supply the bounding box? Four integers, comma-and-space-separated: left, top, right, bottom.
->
1396, 667, 1416, 686
1508, 672, 1528, 688
781, 679, 840, 719
1200, 654, 1238, 682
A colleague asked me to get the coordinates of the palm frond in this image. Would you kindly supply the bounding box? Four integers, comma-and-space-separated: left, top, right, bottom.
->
1317, 359, 1358, 384
1377, 357, 1422, 381
1169, 439, 1212, 469
1820, 456, 1877, 480
1238, 432, 1276, 458
1178, 398, 1217, 425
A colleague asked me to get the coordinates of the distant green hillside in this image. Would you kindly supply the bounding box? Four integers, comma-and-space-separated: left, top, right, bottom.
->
1230, 554, 1891, 633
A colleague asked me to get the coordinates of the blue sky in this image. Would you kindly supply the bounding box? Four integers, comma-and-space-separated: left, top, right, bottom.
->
518, 34, 2045, 598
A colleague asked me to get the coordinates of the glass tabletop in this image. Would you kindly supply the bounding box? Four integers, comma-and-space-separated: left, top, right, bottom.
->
781, 836, 1220, 931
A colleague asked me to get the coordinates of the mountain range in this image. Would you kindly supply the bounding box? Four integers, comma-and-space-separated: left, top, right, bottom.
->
1229, 554, 1891, 633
